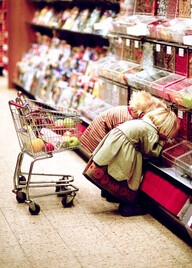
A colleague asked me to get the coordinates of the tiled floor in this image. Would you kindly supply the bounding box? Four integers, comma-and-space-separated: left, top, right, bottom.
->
0, 77, 191, 268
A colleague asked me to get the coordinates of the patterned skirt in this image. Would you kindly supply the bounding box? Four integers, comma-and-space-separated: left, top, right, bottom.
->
83, 157, 138, 203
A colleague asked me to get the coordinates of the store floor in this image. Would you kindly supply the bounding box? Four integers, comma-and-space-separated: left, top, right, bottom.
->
0, 76, 191, 268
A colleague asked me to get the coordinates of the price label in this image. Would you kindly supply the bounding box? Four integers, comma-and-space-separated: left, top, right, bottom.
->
166, 46, 172, 55
134, 40, 139, 48
179, 48, 184, 57
156, 44, 161, 52
113, 85, 117, 92
126, 39, 130, 47
177, 110, 183, 119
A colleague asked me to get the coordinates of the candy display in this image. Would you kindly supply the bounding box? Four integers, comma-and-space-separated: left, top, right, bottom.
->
98, 77, 129, 106
84, 8, 101, 33
153, 44, 165, 69
175, 150, 192, 178
147, 18, 192, 44
156, 0, 168, 17
141, 42, 154, 69
111, 15, 158, 36
165, 78, 192, 108
94, 9, 116, 35
78, 92, 112, 121
166, 0, 178, 19
122, 38, 134, 61
62, 7, 79, 30
162, 140, 192, 167
17, 33, 108, 107
178, 0, 191, 18
119, 0, 135, 16
32, 6, 117, 36
113, 37, 124, 59
125, 67, 171, 93
188, 49, 192, 78
151, 73, 185, 99
164, 45, 175, 72
132, 40, 143, 63
15, 0, 192, 133
96, 56, 139, 84
176, 108, 192, 140
135, 0, 156, 15
175, 47, 188, 76
162, 140, 192, 179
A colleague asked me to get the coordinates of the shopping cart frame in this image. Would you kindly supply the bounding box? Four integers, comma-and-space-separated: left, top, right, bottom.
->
9, 93, 81, 215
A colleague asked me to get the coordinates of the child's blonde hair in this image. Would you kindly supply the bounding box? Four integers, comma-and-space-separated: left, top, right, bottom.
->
143, 107, 179, 139
129, 91, 167, 118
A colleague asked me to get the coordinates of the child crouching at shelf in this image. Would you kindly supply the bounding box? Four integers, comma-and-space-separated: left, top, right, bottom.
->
83, 107, 179, 217
80, 90, 167, 155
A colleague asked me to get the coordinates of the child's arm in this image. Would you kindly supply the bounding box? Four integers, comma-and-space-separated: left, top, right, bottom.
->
141, 133, 164, 158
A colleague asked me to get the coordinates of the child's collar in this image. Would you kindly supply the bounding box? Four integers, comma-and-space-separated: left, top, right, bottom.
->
142, 117, 158, 131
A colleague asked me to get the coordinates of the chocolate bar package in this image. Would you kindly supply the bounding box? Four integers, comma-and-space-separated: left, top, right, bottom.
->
178, 0, 191, 18
135, 0, 157, 15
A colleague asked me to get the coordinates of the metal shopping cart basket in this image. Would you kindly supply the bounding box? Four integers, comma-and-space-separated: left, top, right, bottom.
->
9, 92, 81, 215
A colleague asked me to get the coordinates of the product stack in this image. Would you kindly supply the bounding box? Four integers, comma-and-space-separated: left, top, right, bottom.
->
14, 1, 192, 122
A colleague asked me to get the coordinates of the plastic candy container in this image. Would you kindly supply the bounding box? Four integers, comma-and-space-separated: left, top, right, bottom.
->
165, 78, 192, 109
162, 140, 192, 168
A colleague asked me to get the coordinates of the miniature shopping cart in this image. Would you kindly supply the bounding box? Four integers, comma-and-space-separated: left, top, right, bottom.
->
9, 92, 81, 215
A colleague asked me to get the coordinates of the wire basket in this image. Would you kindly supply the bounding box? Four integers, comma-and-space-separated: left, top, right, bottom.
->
9, 97, 82, 158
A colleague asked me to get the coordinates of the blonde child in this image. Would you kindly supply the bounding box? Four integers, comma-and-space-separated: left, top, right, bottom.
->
83, 107, 179, 216
80, 90, 167, 154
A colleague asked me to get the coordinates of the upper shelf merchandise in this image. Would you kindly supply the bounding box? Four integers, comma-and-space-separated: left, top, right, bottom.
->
16, 32, 112, 122
14, 0, 192, 115
31, 5, 117, 36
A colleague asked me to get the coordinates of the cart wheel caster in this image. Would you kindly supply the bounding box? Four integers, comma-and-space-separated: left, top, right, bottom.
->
16, 191, 26, 203
55, 185, 65, 197
61, 194, 75, 208
55, 183, 67, 197
29, 202, 40, 215
19, 176, 26, 183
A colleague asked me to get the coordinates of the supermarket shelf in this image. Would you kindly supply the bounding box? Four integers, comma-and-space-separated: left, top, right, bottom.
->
144, 37, 189, 49
28, 22, 110, 42
109, 33, 190, 49
99, 75, 128, 88
146, 159, 192, 192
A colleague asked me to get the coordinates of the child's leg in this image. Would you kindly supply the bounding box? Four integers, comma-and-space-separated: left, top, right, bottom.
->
83, 159, 147, 216
118, 191, 147, 217
101, 189, 120, 203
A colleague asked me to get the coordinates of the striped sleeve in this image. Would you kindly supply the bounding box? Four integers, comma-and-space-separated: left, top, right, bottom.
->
80, 106, 131, 154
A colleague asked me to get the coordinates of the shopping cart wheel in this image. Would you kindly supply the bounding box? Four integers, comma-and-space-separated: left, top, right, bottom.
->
61, 193, 76, 208
55, 185, 67, 197
19, 176, 26, 183
29, 202, 41, 215
16, 191, 26, 203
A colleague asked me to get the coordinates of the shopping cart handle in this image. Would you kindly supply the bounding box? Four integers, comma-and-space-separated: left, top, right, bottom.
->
9, 100, 29, 108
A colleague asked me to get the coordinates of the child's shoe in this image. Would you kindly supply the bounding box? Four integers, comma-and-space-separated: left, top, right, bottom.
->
118, 202, 147, 217
101, 190, 120, 203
